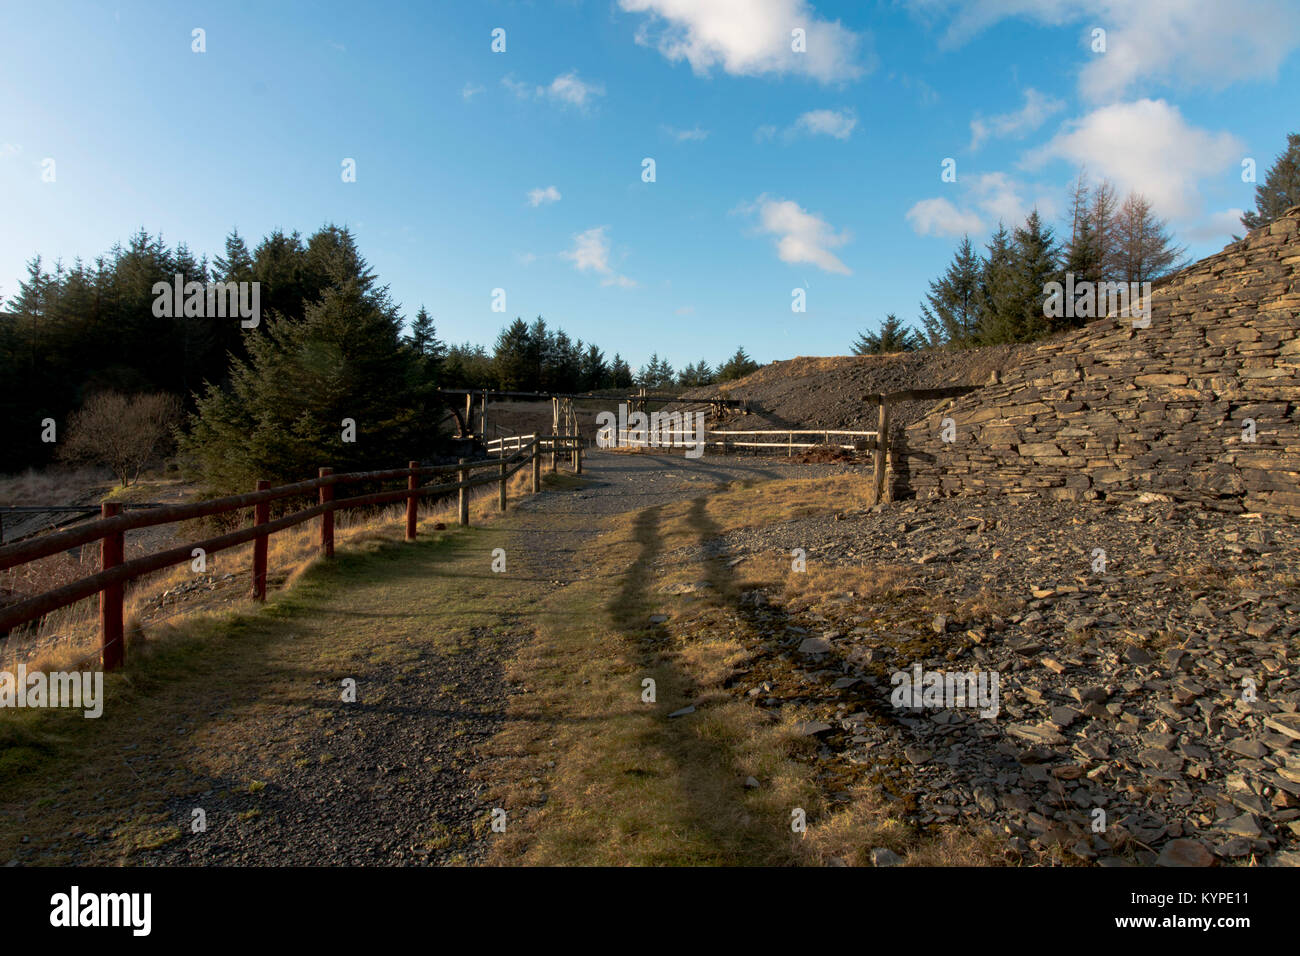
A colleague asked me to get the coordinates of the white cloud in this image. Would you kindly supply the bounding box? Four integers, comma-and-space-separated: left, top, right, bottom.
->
1026, 98, 1243, 219
546, 70, 605, 108
527, 185, 562, 207
793, 108, 857, 140
969, 172, 1029, 225
664, 125, 710, 141
969, 88, 1065, 150
743, 195, 852, 274
755, 108, 857, 143
906, 0, 1300, 101
905, 197, 984, 237
462, 82, 485, 100
675, 305, 695, 315
906, 171, 1060, 237
562, 226, 637, 287
501, 75, 532, 98
0, 143, 20, 159
619, 0, 871, 83
502, 71, 605, 110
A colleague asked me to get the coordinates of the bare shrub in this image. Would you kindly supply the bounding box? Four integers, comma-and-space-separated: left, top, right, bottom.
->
57, 392, 182, 487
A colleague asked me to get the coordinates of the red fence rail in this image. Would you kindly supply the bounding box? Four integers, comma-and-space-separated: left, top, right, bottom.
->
0, 436, 583, 670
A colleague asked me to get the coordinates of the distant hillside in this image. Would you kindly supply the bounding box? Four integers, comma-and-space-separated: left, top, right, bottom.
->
685, 343, 1036, 432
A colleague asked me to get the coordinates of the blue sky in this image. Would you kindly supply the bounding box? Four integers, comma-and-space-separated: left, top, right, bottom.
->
2, 0, 1298, 371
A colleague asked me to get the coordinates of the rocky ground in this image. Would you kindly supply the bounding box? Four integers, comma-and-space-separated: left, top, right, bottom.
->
687, 344, 1035, 433
659, 486, 1300, 866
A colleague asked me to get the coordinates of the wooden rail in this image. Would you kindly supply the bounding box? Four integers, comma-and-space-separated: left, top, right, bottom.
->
602, 385, 981, 503
0, 435, 584, 669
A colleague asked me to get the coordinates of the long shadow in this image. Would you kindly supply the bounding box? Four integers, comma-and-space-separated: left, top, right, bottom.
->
2, 529, 566, 866
622, 491, 1136, 860
603, 496, 821, 862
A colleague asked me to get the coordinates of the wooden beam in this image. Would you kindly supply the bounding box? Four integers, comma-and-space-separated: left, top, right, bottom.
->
873, 399, 891, 503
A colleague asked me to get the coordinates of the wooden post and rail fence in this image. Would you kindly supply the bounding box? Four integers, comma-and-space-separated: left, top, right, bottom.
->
0, 435, 583, 672
603, 385, 978, 503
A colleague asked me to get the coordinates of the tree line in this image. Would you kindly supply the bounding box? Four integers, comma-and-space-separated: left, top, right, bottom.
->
0, 223, 766, 486
852, 129, 1300, 354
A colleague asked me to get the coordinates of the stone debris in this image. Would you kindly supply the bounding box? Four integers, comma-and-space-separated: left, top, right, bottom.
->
678, 493, 1299, 867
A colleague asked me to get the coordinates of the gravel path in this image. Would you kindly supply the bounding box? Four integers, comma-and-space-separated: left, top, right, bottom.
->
126, 450, 844, 866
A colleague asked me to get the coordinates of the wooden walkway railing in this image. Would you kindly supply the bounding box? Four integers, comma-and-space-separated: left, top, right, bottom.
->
0, 435, 583, 670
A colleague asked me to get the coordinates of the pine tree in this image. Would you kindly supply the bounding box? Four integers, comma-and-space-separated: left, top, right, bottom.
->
637, 353, 675, 388
407, 306, 436, 356
406, 305, 445, 388
580, 343, 608, 390
852, 314, 921, 354
548, 330, 582, 391
179, 271, 426, 492
978, 212, 1059, 343
609, 354, 634, 388
677, 359, 714, 387
716, 347, 759, 382
527, 316, 552, 391
918, 235, 983, 347
975, 224, 1015, 343
214, 229, 255, 282
1242, 131, 1300, 231
1010, 210, 1060, 341
493, 318, 533, 390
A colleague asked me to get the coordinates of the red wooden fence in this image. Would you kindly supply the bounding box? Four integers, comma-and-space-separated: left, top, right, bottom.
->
0, 436, 582, 671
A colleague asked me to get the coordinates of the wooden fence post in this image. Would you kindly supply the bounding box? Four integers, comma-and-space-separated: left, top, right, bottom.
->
406, 461, 419, 541
498, 459, 507, 511
458, 458, 469, 526
873, 399, 891, 503
252, 479, 270, 601
319, 467, 334, 558
550, 436, 557, 473
531, 440, 540, 493
575, 439, 583, 474
99, 502, 124, 672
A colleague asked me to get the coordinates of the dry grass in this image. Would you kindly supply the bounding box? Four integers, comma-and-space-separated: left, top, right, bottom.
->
483, 470, 1000, 866
1, 462, 541, 674
0, 462, 565, 862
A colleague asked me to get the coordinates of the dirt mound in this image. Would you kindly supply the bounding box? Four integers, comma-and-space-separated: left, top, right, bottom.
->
791, 446, 857, 464
687, 344, 1035, 432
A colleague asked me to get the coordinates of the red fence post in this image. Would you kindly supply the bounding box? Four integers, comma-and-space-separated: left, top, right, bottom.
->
99, 502, 124, 672
406, 461, 419, 541
319, 467, 334, 558
252, 479, 270, 601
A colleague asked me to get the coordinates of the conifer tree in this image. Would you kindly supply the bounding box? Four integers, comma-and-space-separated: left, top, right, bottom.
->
1113, 193, 1185, 285
853, 314, 921, 354
1241, 131, 1300, 231
179, 268, 426, 492
918, 235, 982, 347
579, 343, 608, 390
609, 354, 634, 388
